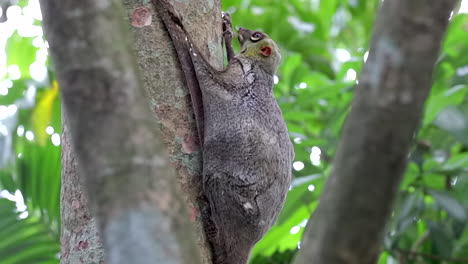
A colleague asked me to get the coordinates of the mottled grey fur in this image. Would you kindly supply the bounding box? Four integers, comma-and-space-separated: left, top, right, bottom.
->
195, 51, 294, 264
153, 2, 294, 263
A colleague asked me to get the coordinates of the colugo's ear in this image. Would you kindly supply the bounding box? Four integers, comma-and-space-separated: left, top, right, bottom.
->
260, 46, 271, 57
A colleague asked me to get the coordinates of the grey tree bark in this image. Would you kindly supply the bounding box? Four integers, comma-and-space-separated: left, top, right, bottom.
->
295, 1, 457, 264
40, 0, 203, 263
122, 1, 223, 262
60, 115, 104, 264
55, 0, 222, 263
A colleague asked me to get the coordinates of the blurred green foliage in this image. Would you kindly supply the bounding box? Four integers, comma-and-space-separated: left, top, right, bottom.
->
0, 0, 467, 263
0, 0, 61, 263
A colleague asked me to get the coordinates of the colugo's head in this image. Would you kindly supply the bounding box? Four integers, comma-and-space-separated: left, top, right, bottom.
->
237, 28, 281, 75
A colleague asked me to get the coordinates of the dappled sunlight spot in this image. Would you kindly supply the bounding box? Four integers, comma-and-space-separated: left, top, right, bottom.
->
16, 84, 38, 108
310, 0, 320, 10
288, 16, 315, 33
318, 99, 328, 106
0, 105, 8, 119
0, 190, 28, 218
308, 184, 315, 192
293, 161, 304, 171
14, 190, 27, 212
6, 4, 42, 37
31, 36, 49, 81
17, 153, 22, 158
330, 7, 350, 37
0, 124, 8, 136
46, 126, 54, 135
7, 104, 17, 116
5, 6, 21, 22
0, 0, 44, 82
8, 65, 21, 80
461, 0, 468, 13
30, 61, 48, 81
456, 66, 468, 76
1, 79, 13, 89
0, 190, 14, 200
0, 86, 7, 96
289, 225, 301, 235
17, 20, 43, 38
345, 68, 357, 81
37, 45, 48, 60
335, 48, 351, 62
299, 219, 308, 227
0, 80, 12, 95
32, 36, 43, 47
23, 0, 43, 21
310, 146, 321, 166
19, 211, 29, 219
251, 6, 264, 15
299, 82, 307, 89
25, 130, 34, 141
51, 133, 61, 146
17, 125, 24, 136
273, 75, 279, 84
293, 137, 302, 144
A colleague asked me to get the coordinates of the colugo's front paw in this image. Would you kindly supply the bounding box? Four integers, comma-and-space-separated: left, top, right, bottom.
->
222, 12, 234, 40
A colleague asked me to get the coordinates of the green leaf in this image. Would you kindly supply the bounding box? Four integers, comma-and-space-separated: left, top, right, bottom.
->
424, 85, 467, 126
0, 79, 27, 105
433, 106, 468, 145
422, 173, 446, 190
428, 190, 468, 222
5, 32, 38, 80
397, 194, 422, 227
32, 81, 59, 146
250, 248, 297, 264
427, 220, 454, 258
0, 199, 59, 264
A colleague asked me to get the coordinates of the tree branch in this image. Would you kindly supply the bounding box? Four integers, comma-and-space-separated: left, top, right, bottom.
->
39, 0, 201, 263
295, 1, 457, 263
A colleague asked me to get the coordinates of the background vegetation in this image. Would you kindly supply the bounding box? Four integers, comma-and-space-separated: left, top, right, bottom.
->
0, 0, 467, 263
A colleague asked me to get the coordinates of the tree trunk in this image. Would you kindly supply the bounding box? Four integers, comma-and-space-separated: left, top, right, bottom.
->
55, 0, 222, 262
60, 115, 104, 264
295, 1, 457, 264
122, 1, 223, 262
40, 0, 202, 263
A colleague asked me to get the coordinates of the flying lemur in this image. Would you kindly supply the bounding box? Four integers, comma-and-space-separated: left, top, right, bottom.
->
153, 1, 294, 263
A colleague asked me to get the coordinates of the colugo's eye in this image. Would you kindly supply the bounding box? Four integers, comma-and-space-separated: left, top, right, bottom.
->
250, 32, 263, 42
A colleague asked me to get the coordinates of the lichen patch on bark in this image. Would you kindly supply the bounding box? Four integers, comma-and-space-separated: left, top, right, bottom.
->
131, 7, 152, 28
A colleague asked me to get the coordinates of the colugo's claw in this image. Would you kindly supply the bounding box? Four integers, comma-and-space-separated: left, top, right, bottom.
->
221, 12, 235, 62
222, 12, 233, 33
222, 12, 231, 23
